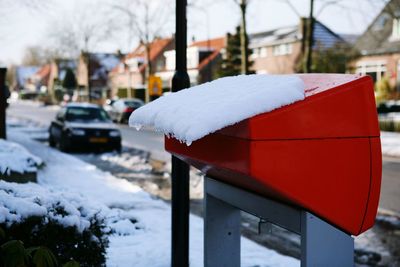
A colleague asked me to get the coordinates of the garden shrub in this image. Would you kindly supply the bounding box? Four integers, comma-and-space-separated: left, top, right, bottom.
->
0, 182, 109, 267
379, 120, 400, 132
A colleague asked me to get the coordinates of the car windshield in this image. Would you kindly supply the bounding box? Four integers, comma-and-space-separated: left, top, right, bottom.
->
65, 107, 111, 122
124, 100, 143, 108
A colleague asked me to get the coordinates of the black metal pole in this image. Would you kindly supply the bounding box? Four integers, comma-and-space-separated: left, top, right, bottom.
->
0, 68, 7, 139
171, 0, 190, 266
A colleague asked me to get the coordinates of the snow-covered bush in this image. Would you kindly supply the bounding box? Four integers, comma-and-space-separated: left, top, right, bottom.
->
0, 139, 43, 176
0, 181, 108, 266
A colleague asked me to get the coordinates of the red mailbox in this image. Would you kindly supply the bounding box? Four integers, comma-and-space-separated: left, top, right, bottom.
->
165, 74, 381, 236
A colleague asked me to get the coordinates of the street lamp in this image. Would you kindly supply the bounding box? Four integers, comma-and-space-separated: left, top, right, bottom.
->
171, 0, 190, 266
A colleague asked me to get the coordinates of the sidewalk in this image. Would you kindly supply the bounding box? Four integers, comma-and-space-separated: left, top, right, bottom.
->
7, 121, 299, 267
381, 131, 400, 157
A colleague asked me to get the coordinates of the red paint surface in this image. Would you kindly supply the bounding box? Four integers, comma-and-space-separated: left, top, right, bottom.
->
165, 74, 382, 235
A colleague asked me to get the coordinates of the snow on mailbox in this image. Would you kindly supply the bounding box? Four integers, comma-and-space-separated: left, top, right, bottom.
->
130, 74, 381, 236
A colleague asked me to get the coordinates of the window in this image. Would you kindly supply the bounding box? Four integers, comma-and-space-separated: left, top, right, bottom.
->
66, 107, 110, 122
260, 47, 268, 57
273, 43, 292, 56
356, 61, 387, 82
392, 18, 400, 40
251, 47, 268, 59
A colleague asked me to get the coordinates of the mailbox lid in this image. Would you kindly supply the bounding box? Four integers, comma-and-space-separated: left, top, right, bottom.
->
219, 74, 380, 140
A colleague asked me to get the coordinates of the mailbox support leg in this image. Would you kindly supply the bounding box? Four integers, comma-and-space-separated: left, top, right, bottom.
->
301, 212, 354, 267
204, 183, 241, 267
204, 177, 355, 267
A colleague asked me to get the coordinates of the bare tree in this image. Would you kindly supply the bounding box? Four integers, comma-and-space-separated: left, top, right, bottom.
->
232, 0, 251, 74
110, 0, 173, 102
21, 46, 57, 66
47, 2, 116, 58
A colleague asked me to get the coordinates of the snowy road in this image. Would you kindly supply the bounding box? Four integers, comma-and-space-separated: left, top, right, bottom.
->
7, 100, 168, 161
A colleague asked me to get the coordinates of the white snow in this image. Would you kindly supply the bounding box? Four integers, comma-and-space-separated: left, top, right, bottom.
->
7, 121, 299, 267
0, 181, 93, 232
0, 139, 43, 175
129, 74, 305, 145
381, 131, 400, 157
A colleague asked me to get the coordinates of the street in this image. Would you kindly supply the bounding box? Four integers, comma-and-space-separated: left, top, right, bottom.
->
7, 100, 400, 215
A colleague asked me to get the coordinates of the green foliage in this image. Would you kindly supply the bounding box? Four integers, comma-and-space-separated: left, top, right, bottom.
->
375, 77, 395, 102
0, 240, 30, 267
379, 120, 400, 132
31, 247, 58, 267
62, 261, 80, 267
62, 68, 77, 90
0, 236, 79, 267
296, 43, 360, 74
1, 212, 107, 267
216, 26, 253, 78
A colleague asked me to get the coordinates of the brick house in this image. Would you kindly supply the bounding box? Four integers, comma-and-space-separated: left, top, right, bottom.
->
249, 18, 346, 74
77, 52, 121, 101
108, 37, 175, 100
31, 59, 76, 96
14, 66, 40, 92
156, 37, 226, 87
352, 0, 400, 91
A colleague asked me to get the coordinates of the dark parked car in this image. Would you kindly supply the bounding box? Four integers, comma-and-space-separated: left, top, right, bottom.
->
108, 98, 144, 123
49, 103, 122, 152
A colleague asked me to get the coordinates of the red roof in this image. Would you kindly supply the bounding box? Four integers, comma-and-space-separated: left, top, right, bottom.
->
111, 37, 174, 74
35, 64, 51, 79
189, 37, 226, 50
191, 37, 226, 71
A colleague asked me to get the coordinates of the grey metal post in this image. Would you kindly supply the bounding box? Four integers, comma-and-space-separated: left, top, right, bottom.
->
204, 179, 241, 267
301, 212, 354, 267
204, 176, 354, 267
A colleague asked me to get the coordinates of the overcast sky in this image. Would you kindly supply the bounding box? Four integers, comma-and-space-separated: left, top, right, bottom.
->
0, 0, 388, 65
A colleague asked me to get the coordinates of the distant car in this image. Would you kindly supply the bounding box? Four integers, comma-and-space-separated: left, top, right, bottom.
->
103, 98, 116, 114
108, 98, 144, 123
49, 103, 122, 152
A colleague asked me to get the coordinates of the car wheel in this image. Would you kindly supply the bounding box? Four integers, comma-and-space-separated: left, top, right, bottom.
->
48, 134, 56, 147
115, 144, 122, 153
59, 134, 70, 152
119, 115, 126, 124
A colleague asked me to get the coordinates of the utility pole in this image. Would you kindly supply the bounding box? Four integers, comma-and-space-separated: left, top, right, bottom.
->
239, 0, 249, 74
171, 0, 190, 266
305, 0, 315, 73
0, 68, 7, 139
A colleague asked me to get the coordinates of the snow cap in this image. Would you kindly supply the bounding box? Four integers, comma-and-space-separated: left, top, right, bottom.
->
129, 74, 305, 145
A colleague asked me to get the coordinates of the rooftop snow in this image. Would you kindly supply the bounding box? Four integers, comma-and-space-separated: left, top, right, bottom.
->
129, 74, 305, 145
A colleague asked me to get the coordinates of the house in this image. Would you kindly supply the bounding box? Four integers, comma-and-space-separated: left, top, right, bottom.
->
108, 37, 175, 100
156, 36, 226, 87
77, 52, 121, 101
352, 0, 400, 90
14, 66, 40, 92
31, 59, 77, 96
249, 18, 346, 74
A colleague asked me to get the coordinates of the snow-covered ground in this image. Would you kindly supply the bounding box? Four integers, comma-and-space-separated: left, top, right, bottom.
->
381, 131, 400, 157
0, 139, 43, 175
7, 122, 299, 266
